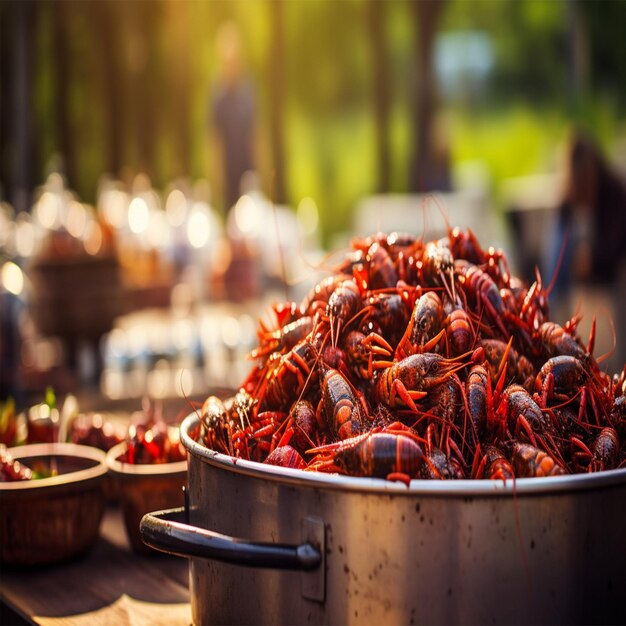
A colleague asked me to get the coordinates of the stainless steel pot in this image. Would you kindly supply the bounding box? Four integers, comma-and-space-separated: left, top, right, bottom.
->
141, 414, 626, 625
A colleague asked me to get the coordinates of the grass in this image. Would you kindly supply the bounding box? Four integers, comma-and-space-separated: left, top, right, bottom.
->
284, 100, 625, 246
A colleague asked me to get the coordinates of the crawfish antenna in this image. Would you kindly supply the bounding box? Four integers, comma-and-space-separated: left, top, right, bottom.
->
179, 368, 202, 420
545, 221, 571, 298
418, 193, 435, 243
432, 193, 453, 241
594, 308, 616, 365
494, 337, 513, 393
269, 168, 290, 302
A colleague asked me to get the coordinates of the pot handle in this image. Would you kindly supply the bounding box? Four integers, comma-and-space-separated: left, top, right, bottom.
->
140, 507, 322, 571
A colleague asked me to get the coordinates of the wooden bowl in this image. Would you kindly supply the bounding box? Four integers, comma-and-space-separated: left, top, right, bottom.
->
106, 442, 187, 553
0, 443, 107, 567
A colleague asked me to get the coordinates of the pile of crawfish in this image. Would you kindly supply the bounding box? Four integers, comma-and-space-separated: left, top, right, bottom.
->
197, 228, 626, 484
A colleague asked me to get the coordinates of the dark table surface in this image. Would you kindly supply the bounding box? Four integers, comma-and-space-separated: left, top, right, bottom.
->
0, 507, 191, 625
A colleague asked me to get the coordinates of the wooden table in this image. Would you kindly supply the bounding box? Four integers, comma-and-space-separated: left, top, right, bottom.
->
0, 507, 191, 625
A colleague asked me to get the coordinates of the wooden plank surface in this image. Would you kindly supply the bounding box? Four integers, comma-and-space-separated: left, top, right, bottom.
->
0, 507, 191, 626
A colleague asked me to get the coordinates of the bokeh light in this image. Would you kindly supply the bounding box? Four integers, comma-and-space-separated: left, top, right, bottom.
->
187, 204, 210, 249
297, 197, 319, 236
128, 197, 149, 234
1, 261, 24, 296
166, 189, 188, 227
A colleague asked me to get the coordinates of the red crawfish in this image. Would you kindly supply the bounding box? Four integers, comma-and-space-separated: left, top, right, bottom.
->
546, 405, 582, 441
426, 374, 465, 427
519, 266, 556, 330
535, 355, 587, 401
508, 442, 566, 477
0, 447, 33, 481
396, 291, 445, 359
446, 225, 511, 286
421, 239, 456, 301
385, 230, 419, 250
365, 241, 398, 290
480, 338, 535, 390
466, 363, 491, 443
344, 329, 393, 380
245, 410, 293, 460
614, 365, 626, 396
126, 413, 174, 464
200, 395, 232, 455
386, 231, 422, 275
288, 399, 320, 455
471, 444, 514, 481
264, 445, 306, 470
394, 250, 421, 285
610, 395, 626, 436
444, 306, 475, 357
454, 259, 509, 338
495, 384, 550, 446
366, 292, 411, 347
419, 445, 465, 479
570, 427, 620, 473
500, 286, 519, 318
254, 301, 300, 338
299, 273, 351, 317
326, 279, 363, 347
419, 423, 466, 479
317, 367, 369, 440
349, 231, 388, 254
250, 316, 314, 360
469, 343, 537, 448
307, 430, 426, 484
231, 388, 257, 430
320, 341, 345, 372
374, 352, 468, 413
421, 376, 471, 459
225, 403, 290, 462
257, 339, 318, 411
538, 321, 589, 363
534, 355, 609, 426
588, 427, 620, 472
508, 275, 528, 303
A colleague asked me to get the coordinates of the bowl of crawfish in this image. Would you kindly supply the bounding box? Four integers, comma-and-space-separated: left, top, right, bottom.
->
106, 423, 187, 553
0, 442, 107, 567
68, 411, 125, 502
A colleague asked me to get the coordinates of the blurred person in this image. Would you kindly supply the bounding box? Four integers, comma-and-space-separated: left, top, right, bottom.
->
209, 21, 257, 217
544, 130, 626, 369
546, 131, 626, 292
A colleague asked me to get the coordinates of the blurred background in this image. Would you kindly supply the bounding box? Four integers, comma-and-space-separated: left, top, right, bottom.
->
1, 0, 625, 414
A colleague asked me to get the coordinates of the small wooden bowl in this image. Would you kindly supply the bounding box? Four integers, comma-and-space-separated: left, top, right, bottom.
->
106, 442, 187, 553
0, 443, 107, 567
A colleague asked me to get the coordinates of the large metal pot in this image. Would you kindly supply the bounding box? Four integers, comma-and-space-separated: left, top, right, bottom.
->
141, 414, 626, 625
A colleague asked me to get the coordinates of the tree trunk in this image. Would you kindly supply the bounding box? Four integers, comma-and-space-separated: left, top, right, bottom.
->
268, 0, 286, 204
409, 0, 446, 193
0, 1, 14, 204
128, 1, 159, 181
368, 0, 391, 193
7, 0, 39, 213
168, 0, 191, 177
566, 0, 589, 112
95, 0, 123, 178
52, 0, 73, 189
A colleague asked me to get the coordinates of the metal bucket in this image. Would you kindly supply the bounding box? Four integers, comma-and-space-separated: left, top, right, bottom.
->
141, 414, 626, 625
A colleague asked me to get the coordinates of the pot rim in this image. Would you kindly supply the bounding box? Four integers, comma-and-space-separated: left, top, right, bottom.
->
106, 441, 188, 477
1, 442, 107, 491
181, 414, 626, 496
